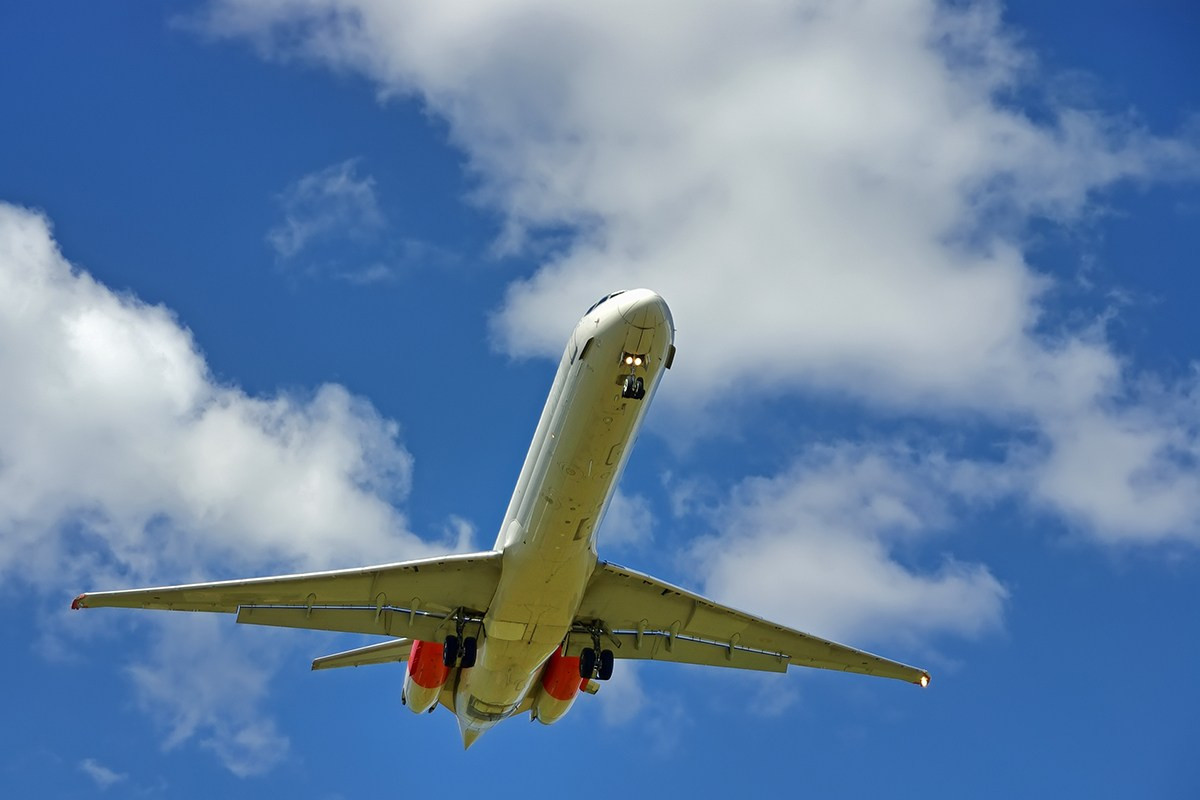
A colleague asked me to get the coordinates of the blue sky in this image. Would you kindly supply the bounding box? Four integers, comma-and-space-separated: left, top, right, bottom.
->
2, 1, 1199, 797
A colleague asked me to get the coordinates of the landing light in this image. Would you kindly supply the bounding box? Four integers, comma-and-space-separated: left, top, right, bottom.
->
625, 356, 634, 365
919, 674, 930, 688
634, 357, 643, 366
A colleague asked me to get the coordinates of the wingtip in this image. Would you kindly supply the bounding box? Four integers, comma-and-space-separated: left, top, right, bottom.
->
917, 672, 931, 688
71, 593, 87, 610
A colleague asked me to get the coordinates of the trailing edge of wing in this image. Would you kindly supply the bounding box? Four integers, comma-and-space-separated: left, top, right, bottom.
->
71, 550, 503, 619
577, 561, 930, 686
312, 639, 413, 671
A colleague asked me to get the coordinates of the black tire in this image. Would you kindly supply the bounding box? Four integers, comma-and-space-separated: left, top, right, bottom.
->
598, 649, 615, 681
442, 635, 460, 667
579, 647, 597, 678
461, 636, 478, 668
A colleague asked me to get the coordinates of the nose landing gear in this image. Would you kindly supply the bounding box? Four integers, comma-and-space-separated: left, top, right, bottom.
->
621, 374, 646, 400
620, 352, 648, 400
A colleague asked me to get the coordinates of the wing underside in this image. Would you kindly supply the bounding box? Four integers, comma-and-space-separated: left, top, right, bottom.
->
573, 561, 930, 685
73, 550, 502, 642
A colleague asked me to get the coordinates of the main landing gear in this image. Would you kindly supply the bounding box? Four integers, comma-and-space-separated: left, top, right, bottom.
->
579, 647, 615, 681
578, 626, 615, 681
442, 634, 478, 668
442, 613, 479, 668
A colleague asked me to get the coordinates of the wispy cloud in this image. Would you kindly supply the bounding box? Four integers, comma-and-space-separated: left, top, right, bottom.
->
128, 617, 290, 777
265, 160, 459, 282
267, 158, 383, 260
79, 758, 126, 789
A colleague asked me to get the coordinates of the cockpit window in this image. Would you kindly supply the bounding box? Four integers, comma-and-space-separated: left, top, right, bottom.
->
585, 290, 625, 315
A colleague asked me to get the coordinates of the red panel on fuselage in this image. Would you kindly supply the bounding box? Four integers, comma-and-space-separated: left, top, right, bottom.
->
408, 639, 450, 689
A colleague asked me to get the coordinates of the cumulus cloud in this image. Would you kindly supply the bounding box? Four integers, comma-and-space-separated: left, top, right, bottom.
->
0, 202, 437, 586
0, 202, 447, 772
190, 0, 1200, 546
688, 444, 1008, 647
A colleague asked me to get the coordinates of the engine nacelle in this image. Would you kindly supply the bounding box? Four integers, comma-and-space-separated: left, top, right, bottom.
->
403, 639, 450, 714
531, 646, 587, 725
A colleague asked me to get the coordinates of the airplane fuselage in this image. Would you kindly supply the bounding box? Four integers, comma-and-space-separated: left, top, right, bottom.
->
453, 289, 674, 741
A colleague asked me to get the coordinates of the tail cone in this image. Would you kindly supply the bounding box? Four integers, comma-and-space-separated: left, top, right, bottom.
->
460, 727, 483, 750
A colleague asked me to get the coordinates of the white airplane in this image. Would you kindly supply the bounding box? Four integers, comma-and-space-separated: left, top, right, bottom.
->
73, 289, 929, 748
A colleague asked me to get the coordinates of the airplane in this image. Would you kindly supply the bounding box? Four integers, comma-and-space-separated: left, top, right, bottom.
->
72, 288, 930, 749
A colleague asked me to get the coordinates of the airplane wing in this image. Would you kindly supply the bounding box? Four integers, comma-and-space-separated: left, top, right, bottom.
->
72, 551, 502, 642
572, 561, 930, 686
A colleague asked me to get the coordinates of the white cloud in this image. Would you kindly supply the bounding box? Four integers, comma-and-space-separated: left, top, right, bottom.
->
688, 444, 1008, 647
79, 757, 126, 789
267, 158, 384, 261
128, 617, 291, 777
594, 658, 645, 726
597, 488, 656, 551
0, 202, 445, 773
189, 0, 1200, 546
0, 202, 437, 587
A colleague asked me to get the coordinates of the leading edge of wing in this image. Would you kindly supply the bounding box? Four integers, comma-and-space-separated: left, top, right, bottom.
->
578, 561, 931, 687
71, 550, 503, 616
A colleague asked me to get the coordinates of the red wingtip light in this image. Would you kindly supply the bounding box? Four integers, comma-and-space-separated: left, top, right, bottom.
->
71, 594, 87, 610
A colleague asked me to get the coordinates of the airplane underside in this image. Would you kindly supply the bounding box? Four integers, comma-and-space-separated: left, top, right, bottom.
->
72, 289, 930, 750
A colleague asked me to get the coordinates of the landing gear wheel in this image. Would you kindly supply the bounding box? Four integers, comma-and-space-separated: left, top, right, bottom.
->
461, 636, 478, 668
579, 647, 597, 678
621, 375, 646, 400
598, 649, 615, 681
442, 635, 460, 667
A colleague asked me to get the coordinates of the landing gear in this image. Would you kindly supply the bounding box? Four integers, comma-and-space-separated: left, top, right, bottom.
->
579, 647, 596, 679
442, 634, 460, 667
621, 374, 646, 400
442, 619, 478, 668
598, 649, 614, 681
578, 647, 615, 680
442, 634, 478, 668
461, 635, 478, 668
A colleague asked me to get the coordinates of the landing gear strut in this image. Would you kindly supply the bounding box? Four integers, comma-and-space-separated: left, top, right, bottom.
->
442, 612, 478, 668
578, 625, 615, 680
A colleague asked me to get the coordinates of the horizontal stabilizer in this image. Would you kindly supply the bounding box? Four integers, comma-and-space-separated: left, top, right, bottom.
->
312, 639, 413, 671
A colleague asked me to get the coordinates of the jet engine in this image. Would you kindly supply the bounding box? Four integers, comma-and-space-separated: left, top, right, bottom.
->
531, 646, 586, 725
403, 639, 450, 714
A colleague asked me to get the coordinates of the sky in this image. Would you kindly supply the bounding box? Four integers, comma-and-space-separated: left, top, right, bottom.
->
2, 1, 1199, 797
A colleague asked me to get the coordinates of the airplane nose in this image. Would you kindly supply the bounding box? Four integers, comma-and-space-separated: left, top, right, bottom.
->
617, 289, 672, 331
